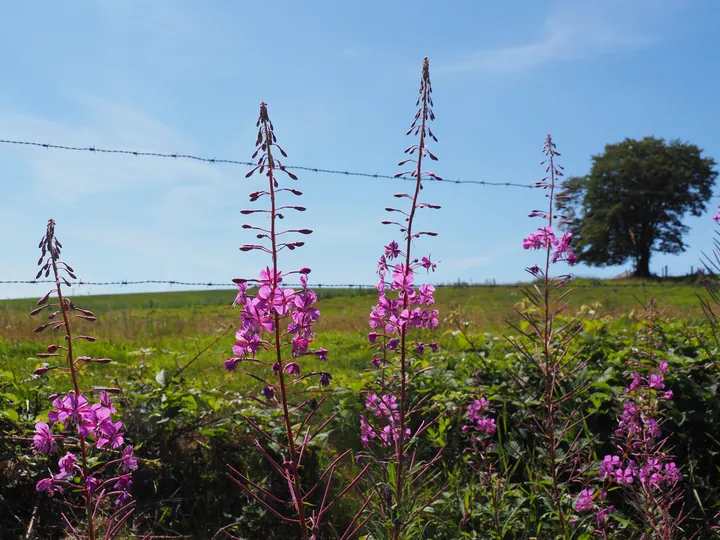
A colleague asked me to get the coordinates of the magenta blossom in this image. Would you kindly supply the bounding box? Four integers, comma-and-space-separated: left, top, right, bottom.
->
384, 241, 401, 259
122, 446, 138, 472
33, 421, 55, 454
575, 489, 595, 513
57, 452, 78, 479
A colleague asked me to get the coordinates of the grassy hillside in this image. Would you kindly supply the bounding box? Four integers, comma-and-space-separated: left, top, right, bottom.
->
0, 278, 707, 344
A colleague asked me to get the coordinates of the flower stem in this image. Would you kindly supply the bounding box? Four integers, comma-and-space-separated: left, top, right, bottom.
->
46, 224, 95, 540
261, 109, 309, 540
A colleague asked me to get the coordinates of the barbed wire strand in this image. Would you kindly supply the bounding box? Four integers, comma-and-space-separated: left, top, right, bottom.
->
0, 138, 532, 188
0, 279, 702, 290
5, 137, 718, 198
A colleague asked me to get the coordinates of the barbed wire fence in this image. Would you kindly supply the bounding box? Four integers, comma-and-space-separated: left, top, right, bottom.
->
0, 278, 704, 290
0, 138, 534, 188
2, 137, 719, 197
0, 136, 712, 297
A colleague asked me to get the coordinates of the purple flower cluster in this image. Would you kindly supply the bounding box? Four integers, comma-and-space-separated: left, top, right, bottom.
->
360, 393, 411, 448
369, 247, 439, 347
599, 455, 681, 488
522, 136, 576, 276
585, 354, 682, 533
30, 220, 138, 536
225, 268, 322, 374
574, 488, 597, 513
462, 398, 496, 436
523, 226, 576, 265
33, 391, 137, 504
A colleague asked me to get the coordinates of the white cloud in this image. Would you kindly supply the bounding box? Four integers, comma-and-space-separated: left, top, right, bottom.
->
442, 0, 676, 74
0, 95, 238, 201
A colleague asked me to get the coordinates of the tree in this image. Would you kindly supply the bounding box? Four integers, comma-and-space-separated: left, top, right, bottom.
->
559, 137, 718, 277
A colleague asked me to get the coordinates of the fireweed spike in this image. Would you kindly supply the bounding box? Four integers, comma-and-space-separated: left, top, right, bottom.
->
222, 103, 366, 540
31, 219, 138, 540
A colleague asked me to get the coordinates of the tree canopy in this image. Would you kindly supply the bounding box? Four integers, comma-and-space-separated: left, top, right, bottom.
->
559, 137, 718, 277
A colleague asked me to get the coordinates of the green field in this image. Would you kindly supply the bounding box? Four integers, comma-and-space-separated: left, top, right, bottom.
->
0, 277, 706, 338
0, 279, 707, 390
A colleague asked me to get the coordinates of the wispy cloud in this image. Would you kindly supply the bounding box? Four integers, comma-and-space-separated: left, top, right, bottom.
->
442, 1, 675, 74
0, 95, 237, 201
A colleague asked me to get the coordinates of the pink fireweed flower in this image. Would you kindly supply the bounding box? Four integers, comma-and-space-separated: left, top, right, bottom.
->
649, 373, 665, 389
415, 284, 435, 305
420, 256, 437, 272
113, 475, 133, 507
95, 391, 117, 414
33, 421, 55, 454
575, 489, 595, 513
596, 506, 614, 526
360, 415, 377, 447
259, 266, 283, 286
284, 362, 301, 376
122, 445, 138, 472
258, 284, 294, 316
57, 452, 79, 480
664, 462, 682, 484
612, 466, 635, 484
644, 417, 661, 439
96, 420, 124, 449
377, 255, 388, 273
366, 393, 398, 418
523, 226, 556, 250
48, 392, 90, 426
77, 403, 112, 439
463, 398, 497, 435
262, 386, 274, 400
523, 227, 577, 266
380, 423, 411, 446
224, 357, 241, 371
86, 475, 100, 495
600, 455, 621, 478
233, 281, 249, 307
391, 264, 415, 296
291, 335, 311, 356
36, 476, 63, 496
232, 332, 263, 359
384, 241, 401, 259
240, 297, 275, 334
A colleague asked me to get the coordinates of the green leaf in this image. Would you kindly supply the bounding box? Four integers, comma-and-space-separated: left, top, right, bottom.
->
1, 408, 18, 423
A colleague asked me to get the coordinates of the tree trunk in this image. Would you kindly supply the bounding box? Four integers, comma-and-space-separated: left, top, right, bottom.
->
634, 250, 651, 277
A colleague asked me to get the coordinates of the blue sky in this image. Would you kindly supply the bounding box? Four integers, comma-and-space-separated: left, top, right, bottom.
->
1, 0, 719, 299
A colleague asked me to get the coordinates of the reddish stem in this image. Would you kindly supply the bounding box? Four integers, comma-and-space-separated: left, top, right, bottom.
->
260, 106, 309, 540
46, 225, 95, 540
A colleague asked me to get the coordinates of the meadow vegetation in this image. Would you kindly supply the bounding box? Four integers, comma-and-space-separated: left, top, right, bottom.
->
1, 57, 719, 539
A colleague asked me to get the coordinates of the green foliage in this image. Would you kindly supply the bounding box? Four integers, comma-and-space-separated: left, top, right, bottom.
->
561, 137, 718, 277
1, 298, 719, 537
